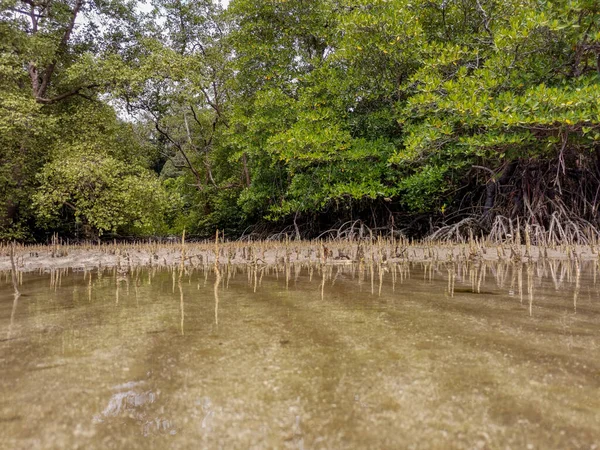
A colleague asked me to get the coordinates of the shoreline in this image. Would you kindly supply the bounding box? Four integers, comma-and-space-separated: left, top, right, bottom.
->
1, 241, 599, 272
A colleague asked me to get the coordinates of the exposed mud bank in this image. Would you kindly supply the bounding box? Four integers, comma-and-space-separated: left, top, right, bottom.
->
1, 240, 599, 272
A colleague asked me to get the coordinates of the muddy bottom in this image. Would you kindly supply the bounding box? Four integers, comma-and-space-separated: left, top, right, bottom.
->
0, 261, 599, 449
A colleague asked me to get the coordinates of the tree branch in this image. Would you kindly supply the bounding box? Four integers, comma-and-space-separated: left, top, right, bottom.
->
35, 84, 100, 104
475, 0, 494, 41
153, 121, 205, 191
36, 0, 84, 99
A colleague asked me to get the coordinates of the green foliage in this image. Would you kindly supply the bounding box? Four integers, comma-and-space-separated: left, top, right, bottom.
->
390, 0, 600, 211
0, 0, 160, 239
227, 0, 407, 217
33, 151, 172, 236
2, 0, 599, 240
397, 165, 449, 212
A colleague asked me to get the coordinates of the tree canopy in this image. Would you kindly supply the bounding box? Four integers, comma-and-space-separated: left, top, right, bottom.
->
1, 0, 599, 240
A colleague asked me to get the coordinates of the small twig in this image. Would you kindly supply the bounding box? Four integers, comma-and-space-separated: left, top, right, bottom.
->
475, 0, 494, 40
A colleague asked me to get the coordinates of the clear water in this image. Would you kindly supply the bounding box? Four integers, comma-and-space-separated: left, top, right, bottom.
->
1, 261, 599, 449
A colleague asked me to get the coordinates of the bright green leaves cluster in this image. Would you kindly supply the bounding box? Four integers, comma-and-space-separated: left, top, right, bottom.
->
33, 150, 172, 235
394, 0, 600, 209
30, 102, 171, 236
404, 1, 600, 130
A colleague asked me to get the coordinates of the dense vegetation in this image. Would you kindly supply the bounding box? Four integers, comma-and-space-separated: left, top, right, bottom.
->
1, 0, 599, 241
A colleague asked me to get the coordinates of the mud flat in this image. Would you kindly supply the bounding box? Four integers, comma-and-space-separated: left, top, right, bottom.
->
1, 240, 599, 272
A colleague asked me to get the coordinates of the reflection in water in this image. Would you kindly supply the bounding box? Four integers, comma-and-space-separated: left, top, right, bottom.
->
320, 267, 325, 300
1, 259, 600, 449
178, 280, 184, 335
527, 263, 534, 316
574, 259, 580, 313
87, 270, 92, 303
9, 244, 19, 298
213, 264, 221, 326
6, 293, 19, 340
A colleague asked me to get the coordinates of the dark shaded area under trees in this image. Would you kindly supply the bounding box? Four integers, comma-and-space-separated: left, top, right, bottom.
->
1, 0, 600, 242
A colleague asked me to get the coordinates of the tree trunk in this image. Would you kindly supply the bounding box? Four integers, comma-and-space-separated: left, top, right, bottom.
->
483, 160, 518, 214
242, 153, 251, 187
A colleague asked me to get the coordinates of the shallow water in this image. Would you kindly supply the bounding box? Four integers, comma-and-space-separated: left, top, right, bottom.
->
0, 261, 599, 449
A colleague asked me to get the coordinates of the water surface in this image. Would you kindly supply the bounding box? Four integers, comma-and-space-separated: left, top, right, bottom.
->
1, 261, 599, 449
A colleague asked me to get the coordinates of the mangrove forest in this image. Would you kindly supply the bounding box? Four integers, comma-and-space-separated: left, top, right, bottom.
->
1, 0, 600, 242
